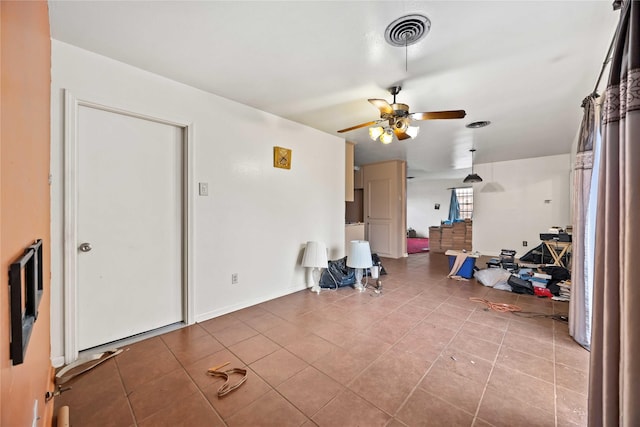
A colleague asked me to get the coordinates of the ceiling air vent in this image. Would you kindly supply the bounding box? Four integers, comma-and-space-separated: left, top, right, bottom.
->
385, 14, 431, 47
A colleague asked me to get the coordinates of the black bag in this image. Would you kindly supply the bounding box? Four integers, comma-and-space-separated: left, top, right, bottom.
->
519, 244, 555, 264
507, 275, 534, 295
319, 257, 355, 289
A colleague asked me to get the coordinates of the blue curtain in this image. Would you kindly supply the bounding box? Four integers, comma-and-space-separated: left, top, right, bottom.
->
448, 189, 460, 222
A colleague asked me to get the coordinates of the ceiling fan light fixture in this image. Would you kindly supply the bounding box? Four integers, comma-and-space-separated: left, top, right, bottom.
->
394, 118, 409, 132
380, 129, 394, 144
369, 126, 384, 141
405, 125, 420, 139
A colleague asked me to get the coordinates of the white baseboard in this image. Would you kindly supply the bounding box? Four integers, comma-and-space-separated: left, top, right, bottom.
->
51, 356, 65, 368
195, 283, 308, 323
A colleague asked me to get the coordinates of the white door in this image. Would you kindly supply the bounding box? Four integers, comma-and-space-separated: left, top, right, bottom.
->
77, 106, 183, 350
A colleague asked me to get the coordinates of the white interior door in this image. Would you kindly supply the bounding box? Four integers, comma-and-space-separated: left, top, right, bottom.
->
77, 105, 183, 350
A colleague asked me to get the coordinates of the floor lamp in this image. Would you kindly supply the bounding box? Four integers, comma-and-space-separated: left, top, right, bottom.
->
347, 240, 372, 292
302, 241, 328, 294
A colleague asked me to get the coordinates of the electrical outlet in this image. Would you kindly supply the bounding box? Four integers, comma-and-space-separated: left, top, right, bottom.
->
522, 241, 528, 247
231, 273, 238, 284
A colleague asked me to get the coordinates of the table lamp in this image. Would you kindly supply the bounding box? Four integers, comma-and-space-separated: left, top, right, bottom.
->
347, 240, 372, 291
302, 241, 328, 294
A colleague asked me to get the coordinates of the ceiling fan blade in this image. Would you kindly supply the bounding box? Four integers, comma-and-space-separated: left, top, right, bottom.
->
410, 110, 467, 121
337, 120, 380, 133
368, 99, 394, 115
393, 128, 411, 140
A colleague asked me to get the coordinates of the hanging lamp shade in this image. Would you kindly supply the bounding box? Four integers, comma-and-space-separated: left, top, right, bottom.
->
463, 148, 483, 183
463, 173, 483, 183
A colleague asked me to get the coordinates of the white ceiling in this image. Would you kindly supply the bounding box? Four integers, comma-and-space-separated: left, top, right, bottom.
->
48, 1, 619, 179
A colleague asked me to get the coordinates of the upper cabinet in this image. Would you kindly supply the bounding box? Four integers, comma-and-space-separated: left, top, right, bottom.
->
345, 142, 354, 201
354, 167, 363, 189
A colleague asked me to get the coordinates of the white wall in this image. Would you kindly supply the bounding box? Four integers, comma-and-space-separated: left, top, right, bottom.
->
50, 41, 345, 362
407, 178, 461, 237
472, 154, 571, 257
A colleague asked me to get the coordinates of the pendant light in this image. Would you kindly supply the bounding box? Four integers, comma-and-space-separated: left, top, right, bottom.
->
463, 148, 483, 183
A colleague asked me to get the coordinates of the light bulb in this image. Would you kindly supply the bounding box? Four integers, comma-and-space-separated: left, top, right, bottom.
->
369, 126, 384, 141
380, 129, 394, 144
406, 125, 420, 138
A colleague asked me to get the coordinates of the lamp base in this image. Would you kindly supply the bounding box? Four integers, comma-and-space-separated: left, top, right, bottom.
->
354, 268, 365, 292
310, 267, 322, 295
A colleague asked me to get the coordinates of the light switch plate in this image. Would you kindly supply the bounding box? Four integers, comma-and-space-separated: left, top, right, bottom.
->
199, 182, 209, 196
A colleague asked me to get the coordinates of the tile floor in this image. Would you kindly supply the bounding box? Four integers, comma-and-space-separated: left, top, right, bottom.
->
54, 253, 589, 426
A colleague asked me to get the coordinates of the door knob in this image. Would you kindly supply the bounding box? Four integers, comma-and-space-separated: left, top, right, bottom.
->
78, 242, 92, 252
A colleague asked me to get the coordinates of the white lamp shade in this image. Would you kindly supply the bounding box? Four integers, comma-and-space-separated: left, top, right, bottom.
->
302, 241, 328, 268
379, 130, 393, 144
405, 125, 420, 138
347, 240, 373, 268
369, 126, 384, 140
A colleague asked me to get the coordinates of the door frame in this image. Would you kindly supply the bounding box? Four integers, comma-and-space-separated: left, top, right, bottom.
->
63, 90, 195, 363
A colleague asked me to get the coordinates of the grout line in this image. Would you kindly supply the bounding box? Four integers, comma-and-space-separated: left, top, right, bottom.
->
470, 312, 508, 425
112, 355, 139, 426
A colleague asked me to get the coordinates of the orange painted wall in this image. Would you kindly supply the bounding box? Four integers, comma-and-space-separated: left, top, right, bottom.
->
1, 1, 54, 426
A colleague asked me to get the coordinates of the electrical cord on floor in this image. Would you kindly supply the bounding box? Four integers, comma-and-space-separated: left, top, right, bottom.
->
512, 311, 569, 322
469, 297, 522, 312
468, 297, 569, 322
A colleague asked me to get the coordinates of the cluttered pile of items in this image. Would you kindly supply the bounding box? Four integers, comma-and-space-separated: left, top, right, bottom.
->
475, 248, 571, 301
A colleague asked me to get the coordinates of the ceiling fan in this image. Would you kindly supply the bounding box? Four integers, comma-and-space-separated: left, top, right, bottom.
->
337, 86, 466, 143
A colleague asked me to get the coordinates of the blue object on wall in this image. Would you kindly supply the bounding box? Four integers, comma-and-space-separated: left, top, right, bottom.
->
448, 189, 460, 222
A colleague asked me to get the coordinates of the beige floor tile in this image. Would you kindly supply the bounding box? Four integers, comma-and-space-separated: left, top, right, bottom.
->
396, 388, 475, 427
277, 366, 345, 417
250, 348, 308, 387
226, 389, 308, 426
312, 390, 390, 427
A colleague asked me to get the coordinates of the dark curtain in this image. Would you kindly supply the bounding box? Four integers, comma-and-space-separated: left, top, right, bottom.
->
589, 1, 640, 425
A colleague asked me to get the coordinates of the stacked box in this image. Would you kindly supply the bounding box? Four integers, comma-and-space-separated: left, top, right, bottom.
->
464, 219, 473, 251
452, 222, 466, 250
430, 221, 473, 253
440, 224, 453, 251
429, 226, 443, 253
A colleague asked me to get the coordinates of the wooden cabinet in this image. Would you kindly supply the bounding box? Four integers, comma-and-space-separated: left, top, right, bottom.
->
354, 168, 363, 189
345, 142, 354, 201
345, 223, 365, 250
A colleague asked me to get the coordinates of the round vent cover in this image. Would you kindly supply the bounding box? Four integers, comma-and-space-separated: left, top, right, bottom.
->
385, 14, 431, 47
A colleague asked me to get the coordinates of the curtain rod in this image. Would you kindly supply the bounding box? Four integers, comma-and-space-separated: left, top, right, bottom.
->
588, 1, 624, 99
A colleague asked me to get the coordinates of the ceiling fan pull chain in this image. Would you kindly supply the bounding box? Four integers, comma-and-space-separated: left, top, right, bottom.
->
405, 34, 408, 72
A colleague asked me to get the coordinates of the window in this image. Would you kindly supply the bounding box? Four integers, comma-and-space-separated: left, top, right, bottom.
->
455, 187, 474, 219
